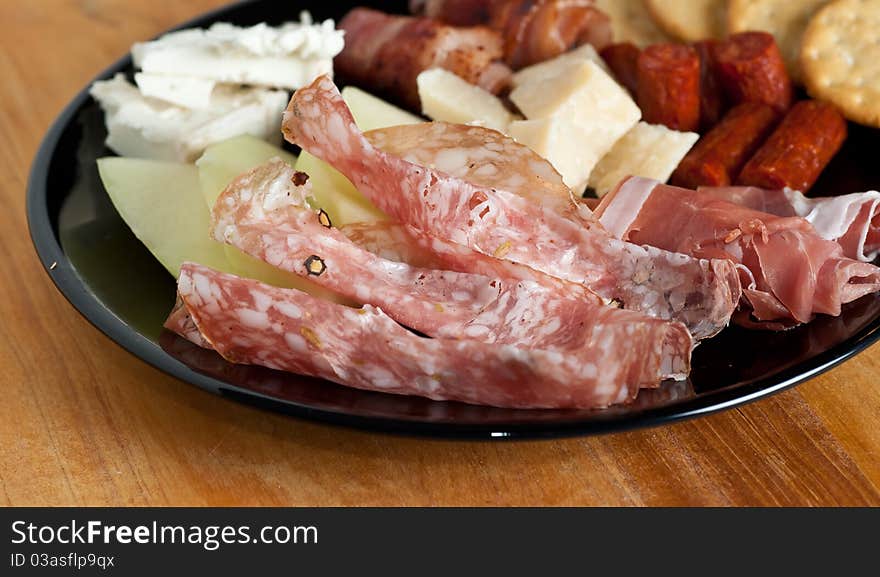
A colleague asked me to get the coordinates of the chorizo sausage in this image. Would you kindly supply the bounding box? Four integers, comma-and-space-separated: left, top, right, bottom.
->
671, 102, 780, 189
694, 40, 725, 131
737, 100, 847, 193
637, 43, 701, 132
600, 42, 640, 96
711, 31, 793, 112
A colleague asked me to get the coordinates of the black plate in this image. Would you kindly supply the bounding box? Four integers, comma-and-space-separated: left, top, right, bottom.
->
26, 0, 880, 439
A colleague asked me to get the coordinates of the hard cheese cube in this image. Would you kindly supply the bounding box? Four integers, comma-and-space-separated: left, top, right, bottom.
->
417, 68, 515, 132
509, 60, 641, 191
589, 122, 699, 197
508, 118, 596, 192
511, 44, 611, 88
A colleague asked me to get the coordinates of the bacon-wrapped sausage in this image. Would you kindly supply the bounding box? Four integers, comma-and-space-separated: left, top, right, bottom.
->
737, 100, 847, 193
671, 102, 780, 189
412, 0, 612, 69
336, 8, 511, 110
410, 0, 496, 26
637, 43, 701, 132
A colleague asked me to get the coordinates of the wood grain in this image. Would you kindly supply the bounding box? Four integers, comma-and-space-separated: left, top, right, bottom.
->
1, 0, 879, 507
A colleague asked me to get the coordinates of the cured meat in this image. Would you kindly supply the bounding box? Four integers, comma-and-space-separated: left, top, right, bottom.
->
596, 177, 880, 327
366, 120, 575, 215
694, 40, 725, 131
284, 76, 742, 339
336, 8, 511, 110
600, 42, 640, 96
340, 221, 583, 293
412, 0, 613, 69
211, 158, 693, 387
700, 186, 880, 263
671, 102, 780, 189
637, 44, 701, 132
737, 100, 847, 194
170, 263, 683, 409
493, 1, 612, 69
410, 0, 495, 26
711, 32, 793, 112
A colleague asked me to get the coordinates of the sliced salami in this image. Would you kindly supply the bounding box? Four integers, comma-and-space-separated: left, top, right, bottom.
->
211, 159, 692, 383
284, 76, 741, 339
171, 263, 683, 409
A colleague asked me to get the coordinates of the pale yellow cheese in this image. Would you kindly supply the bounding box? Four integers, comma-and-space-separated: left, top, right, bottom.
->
588, 122, 699, 197
509, 59, 641, 190
288, 86, 421, 226
508, 118, 594, 192
511, 44, 610, 88
340, 86, 422, 132
417, 68, 514, 132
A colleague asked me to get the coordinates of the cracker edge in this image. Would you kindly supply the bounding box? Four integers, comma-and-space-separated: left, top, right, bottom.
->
644, 0, 723, 42
799, 0, 880, 127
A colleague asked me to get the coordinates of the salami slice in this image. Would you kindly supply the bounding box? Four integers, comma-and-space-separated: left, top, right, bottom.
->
171, 263, 685, 409
700, 186, 880, 263
283, 76, 741, 339
211, 159, 692, 384
596, 177, 880, 327
340, 221, 586, 297
366, 121, 574, 215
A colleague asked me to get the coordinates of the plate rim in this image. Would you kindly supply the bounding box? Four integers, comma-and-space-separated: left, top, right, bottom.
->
25, 0, 880, 440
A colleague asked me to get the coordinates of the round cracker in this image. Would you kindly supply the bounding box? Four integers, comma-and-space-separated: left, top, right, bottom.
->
644, 0, 727, 42
728, 0, 829, 82
595, 0, 673, 47
801, 0, 880, 127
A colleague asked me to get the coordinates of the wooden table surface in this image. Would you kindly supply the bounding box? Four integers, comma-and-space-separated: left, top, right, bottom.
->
2, 0, 879, 507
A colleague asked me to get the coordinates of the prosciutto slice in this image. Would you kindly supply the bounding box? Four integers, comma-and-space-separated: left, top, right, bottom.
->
283, 76, 741, 339
596, 177, 880, 327
210, 158, 691, 384
699, 186, 880, 263
170, 263, 676, 409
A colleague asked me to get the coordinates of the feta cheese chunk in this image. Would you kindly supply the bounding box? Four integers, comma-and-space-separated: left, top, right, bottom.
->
509, 60, 641, 191
134, 73, 216, 109
417, 68, 515, 132
132, 15, 344, 91
90, 74, 288, 162
589, 122, 700, 197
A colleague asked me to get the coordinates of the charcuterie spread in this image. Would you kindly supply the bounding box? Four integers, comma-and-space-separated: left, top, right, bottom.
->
92, 2, 880, 410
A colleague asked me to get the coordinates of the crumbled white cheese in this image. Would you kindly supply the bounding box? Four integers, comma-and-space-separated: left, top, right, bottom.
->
91, 74, 287, 162
134, 73, 216, 109
131, 13, 344, 91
